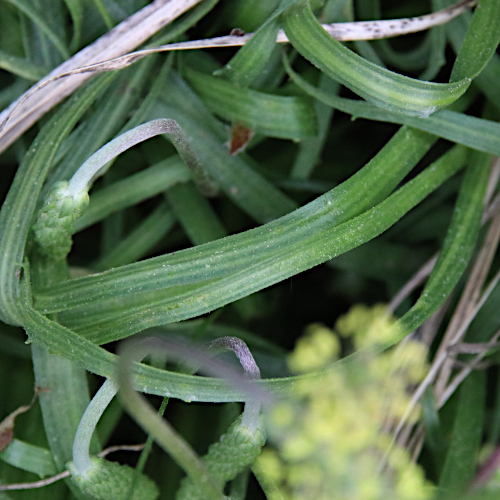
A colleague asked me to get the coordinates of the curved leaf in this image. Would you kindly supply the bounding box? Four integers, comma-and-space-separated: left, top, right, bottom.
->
0, 74, 117, 326
281, 0, 470, 117
450, 0, 500, 82
215, 18, 280, 87
284, 60, 500, 157
184, 67, 318, 140
54, 145, 465, 341
35, 126, 436, 315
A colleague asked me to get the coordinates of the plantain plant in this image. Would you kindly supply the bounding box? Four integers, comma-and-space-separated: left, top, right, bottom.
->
0, 0, 500, 498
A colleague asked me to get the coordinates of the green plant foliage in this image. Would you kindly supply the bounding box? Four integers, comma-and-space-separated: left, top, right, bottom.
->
0, 0, 499, 498
184, 68, 318, 140
176, 416, 266, 500
436, 371, 486, 499
67, 456, 159, 500
281, 0, 471, 117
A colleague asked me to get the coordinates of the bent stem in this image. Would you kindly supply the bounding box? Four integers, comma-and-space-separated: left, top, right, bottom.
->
116, 337, 225, 500
205, 336, 262, 433
33, 118, 217, 259
116, 335, 268, 500
67, 118, 216, 197
72, 378, 118, 475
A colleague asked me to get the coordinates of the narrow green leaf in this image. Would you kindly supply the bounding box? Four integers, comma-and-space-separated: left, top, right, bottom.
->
184, 67, 318, 140
30, 258, 100, 475
422, 387, 447, 475
284, 61, 500, 157
7, 282, 409, 407
396, 150, 490, 338
281, 0, 470, 117
35, 126, 436, 314
0, 73, 116, 326
436, 371, 486, 499
22, 303, 258, 403
90, 0, 114, 30
92, 201, 176, 271
0, 50, 48, 81
32, 343, 96, 469
291, 74, 338, 180
63, 0, 83, 51
215, 18, 280, 87
159, 76, 298, 223
23, 147, 467, 404
450, 0, 500, 83
53, 144, 465, 341
0, 439, 57, 478
4, 0, 70, 60
437, 0, 500, 112
166, 183, 227, 245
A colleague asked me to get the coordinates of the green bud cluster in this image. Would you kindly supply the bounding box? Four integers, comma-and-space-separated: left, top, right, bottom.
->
32, 181, 89, 260
176, 416, 266, 500
67, 456, 159, 500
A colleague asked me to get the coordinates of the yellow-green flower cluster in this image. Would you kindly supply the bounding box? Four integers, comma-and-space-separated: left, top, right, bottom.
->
257, 305, 433, 500
335, 303, 396, 348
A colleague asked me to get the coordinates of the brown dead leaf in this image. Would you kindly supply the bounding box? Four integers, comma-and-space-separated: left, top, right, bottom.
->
229, 123, 255, 156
